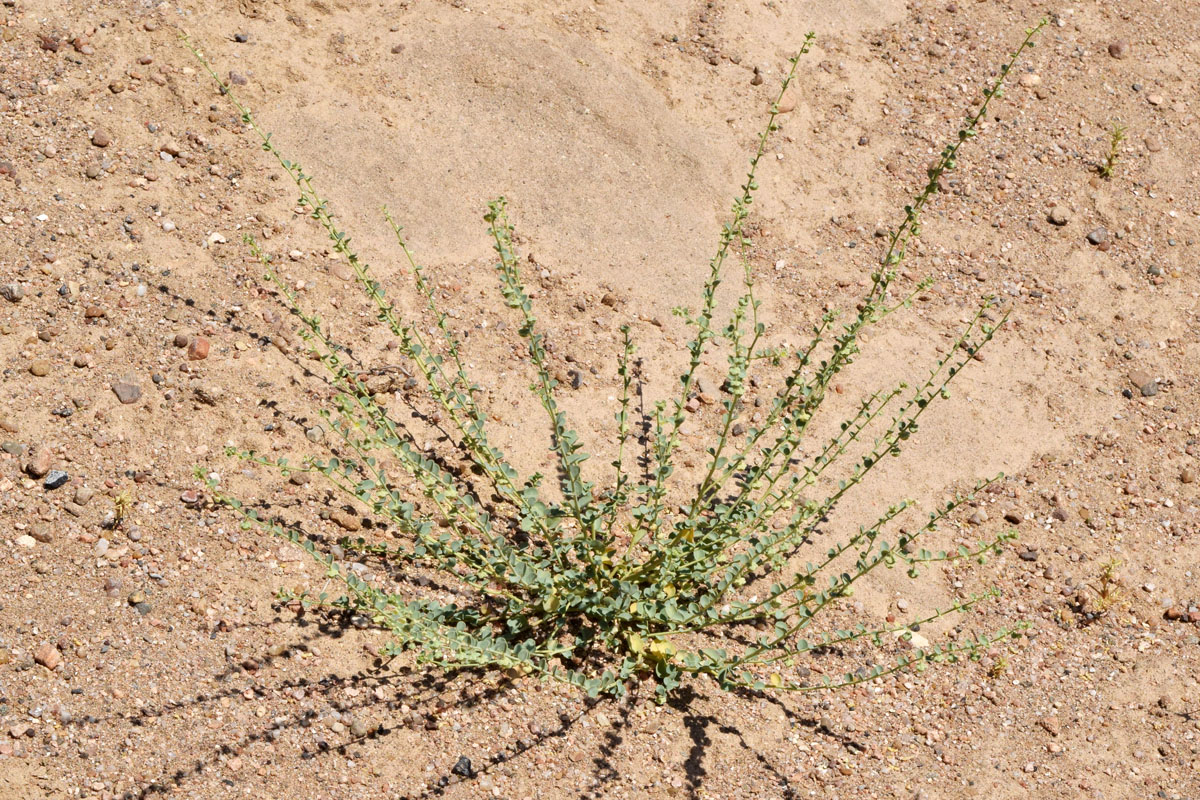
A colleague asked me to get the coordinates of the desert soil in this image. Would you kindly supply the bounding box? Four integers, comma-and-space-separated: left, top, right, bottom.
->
2, 0, 1199, 798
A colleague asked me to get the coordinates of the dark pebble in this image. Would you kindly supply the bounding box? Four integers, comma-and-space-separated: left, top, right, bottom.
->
44, 470, 70, 490
451, 756, 474, 778
1019, 550, 1038, 562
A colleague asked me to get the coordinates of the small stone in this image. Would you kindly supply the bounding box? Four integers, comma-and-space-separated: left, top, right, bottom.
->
128, 591, 146, 606
895, 598, 909, 611
29, 525, 52, 543
109, 80, 126, 94
86, 164, 102, 180
187, 337, 210, 360
1181, 468, 1196, 484
29, 360, 51, 377
16, 534, 36, 549
84, 305, 105, 318
1003, 511, 1023, 525
91, 129, 112, 148
94, 538, 109, 557
451, 756, 474, 778
1144, 137, 1162, 153
1086, 227, 1108, 245
305, 426, 324, 443
1017, 73, 1040, 87
1047, 206, 1070, 226
1019, 549, 1039, 562
173, 333, 189, 348
161, 219, 176, 233
228, 71, 247, 86
1108, 40, 1129, 59
968, 509, 988, 525
73, 486, 94, 506
1039, 716, 1061, 736
180, 489, 200, 506
1, 441, 24, 455
111, 382, 142, 404
1147, 93, 1164, 106
350, 719, 370, 737
43, 470, 69, 490
34, 642, 61, 671
0, 283, 24, 303
25, 446, 53, 478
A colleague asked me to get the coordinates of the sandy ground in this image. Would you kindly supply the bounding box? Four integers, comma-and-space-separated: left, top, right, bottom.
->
2, 0, 1199, 797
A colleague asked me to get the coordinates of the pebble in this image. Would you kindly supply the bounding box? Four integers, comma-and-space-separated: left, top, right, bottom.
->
1, 441, 24, 455
1, 283, 24, 303
1086, 227, 1108, 245
1047, 206, 1070, 226
1182, 468, 1196, 484
350, 719, 370, 737
305, 426, 324, 443
1019, 549, 1039, 562
43, 470, 69, 490
29, 524, 52, 543
94, 538, 109, 557
1108, 40, 1129, 59
33, 642, 61, 671
451, 756, 474, 778
91, 129, 112, 148
111, 381, 142, 404
16, 534, 37, 549
25, 446, 53, 478
84, 305, 105, 319
187, 337, 211, 360
29, 360, 51, 377
74, 486, 94, 505
161, 219, 176, 232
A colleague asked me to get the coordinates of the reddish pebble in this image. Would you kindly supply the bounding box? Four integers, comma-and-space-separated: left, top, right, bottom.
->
34, 642, 61, 671
180, 490, 200, 506
187, 337, 210, 360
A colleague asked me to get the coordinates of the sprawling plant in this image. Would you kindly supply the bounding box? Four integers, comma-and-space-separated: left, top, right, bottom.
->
191, 21, 1043, 701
